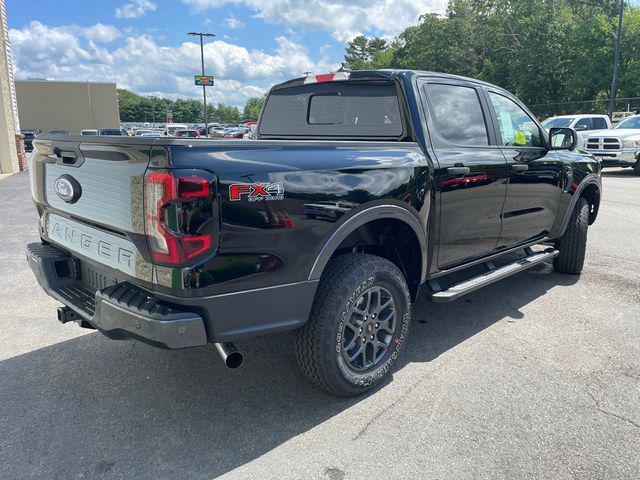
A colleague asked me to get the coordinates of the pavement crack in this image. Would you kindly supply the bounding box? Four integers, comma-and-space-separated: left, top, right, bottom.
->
586, 390, 640, 430
352, 378, 423, 441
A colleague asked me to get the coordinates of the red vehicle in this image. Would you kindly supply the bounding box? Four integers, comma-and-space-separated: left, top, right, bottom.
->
222, 129, 248, 139
174, 129, 200, 138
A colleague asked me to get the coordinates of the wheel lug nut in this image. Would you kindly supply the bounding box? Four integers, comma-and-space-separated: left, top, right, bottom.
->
370, 335, 374, 340
375, 323, 379, 328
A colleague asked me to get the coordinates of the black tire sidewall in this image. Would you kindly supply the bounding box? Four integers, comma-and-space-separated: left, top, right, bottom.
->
331, 264, 411, 392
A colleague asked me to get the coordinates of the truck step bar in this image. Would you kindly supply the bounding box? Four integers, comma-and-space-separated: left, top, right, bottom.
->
428, 248, 559, 303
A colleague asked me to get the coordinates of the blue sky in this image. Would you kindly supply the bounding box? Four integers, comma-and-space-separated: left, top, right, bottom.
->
5, 0, 446, 106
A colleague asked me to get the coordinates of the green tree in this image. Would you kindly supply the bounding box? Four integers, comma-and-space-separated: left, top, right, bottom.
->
344, 35, 392, 70
243, 96, 265, 122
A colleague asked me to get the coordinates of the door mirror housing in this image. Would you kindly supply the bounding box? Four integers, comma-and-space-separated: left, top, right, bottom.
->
573, 124, 588, 131
549, 127, 577, 151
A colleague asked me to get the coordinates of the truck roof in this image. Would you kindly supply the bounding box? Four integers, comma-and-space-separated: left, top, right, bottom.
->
271, 69, 513, 95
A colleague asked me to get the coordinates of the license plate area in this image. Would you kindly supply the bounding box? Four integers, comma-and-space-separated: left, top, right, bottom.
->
78, 260, 124, 292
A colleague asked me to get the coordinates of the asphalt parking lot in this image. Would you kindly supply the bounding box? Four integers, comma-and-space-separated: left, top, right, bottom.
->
1, 169, 639, 480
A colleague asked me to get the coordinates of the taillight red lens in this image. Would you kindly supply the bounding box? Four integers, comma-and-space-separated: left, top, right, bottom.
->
144, 171, 214, 266
178, 176, 210, 198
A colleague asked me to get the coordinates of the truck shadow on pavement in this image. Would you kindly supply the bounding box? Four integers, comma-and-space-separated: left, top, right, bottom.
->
0, 266, 578, 480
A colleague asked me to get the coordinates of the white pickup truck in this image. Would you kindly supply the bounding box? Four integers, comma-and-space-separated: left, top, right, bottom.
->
584, 114, 640, 175
541, 114, 612, 149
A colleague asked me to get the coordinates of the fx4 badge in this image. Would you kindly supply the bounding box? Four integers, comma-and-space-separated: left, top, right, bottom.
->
229, 182, 285, 202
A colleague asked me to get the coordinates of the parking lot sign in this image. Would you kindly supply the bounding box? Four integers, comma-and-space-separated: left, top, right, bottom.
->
195, 75, 214, 86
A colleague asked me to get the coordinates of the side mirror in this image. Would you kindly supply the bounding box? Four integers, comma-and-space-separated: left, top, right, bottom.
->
549, 127, 577, 151
574, 124, 588, 131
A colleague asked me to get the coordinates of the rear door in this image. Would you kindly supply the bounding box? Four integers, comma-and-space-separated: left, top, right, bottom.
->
420, 80, 509, 268
30, 137, 154, 283
484, 90, 563, 247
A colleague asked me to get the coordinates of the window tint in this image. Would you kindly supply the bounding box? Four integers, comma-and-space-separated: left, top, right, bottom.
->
615, 116, 640, 129
427, 84, 488, 146
542, 117, 574, 128
260, 81, 403, 138
488, 92, 543, 147
574, 118, 591, 129
592, 117, 608, 130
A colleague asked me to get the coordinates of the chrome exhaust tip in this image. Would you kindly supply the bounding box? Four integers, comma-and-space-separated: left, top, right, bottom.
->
215, 342, 244, 369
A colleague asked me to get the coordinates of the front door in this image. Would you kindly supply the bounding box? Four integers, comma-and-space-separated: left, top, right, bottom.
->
422, 81, 509, 268
485, 91, 564, 247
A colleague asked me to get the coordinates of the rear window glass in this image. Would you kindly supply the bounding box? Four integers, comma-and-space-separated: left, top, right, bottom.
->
259, 81, 404, 138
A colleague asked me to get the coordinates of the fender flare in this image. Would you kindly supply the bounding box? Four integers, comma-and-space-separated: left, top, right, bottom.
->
307, 204, 428, 282
552, 173, 602, 239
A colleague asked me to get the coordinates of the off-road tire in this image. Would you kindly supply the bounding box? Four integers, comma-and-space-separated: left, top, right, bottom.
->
553, 197, 589, 274
296, 253, 411, 397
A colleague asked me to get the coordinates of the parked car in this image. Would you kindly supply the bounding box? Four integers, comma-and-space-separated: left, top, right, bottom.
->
209, 126, 227, 138
585, 114, 640, 175
221, 128, 246, 139
541, 114, 611, 149
81, 129, 98, 136
27, 70, 601, 397
165, 124, 188, 137
99, 128, 125, 136
21, 130, 38, 151
135, 129, 154, 136
174, 129, 200, 138
47, 130, 69, 135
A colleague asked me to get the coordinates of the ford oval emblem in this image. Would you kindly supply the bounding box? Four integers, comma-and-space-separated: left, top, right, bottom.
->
54, 175, 82, 203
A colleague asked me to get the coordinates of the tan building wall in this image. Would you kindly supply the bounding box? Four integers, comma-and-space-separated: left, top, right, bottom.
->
15, 80, 120, 134
0, 0, 19, 174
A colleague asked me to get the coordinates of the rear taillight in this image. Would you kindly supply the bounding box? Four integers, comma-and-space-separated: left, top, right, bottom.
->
144, 171, 215, 266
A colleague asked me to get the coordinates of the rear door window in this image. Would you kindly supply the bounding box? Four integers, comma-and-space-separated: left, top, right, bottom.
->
592, 117, 608, 129
574, 118, 591, 130
426, 84, 489, 146
259, 81, 404, 139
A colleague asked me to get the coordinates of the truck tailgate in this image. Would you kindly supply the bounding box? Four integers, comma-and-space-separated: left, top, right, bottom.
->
30, 138, 153, 283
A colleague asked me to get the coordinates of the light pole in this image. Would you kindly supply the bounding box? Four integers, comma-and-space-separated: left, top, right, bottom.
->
188, 32, 215, 136
609, 0, 624, 118
149, 96, 156, 128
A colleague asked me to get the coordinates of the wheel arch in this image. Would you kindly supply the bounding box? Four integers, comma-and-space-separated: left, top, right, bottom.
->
580, 182, 601, 225
552, 174, 601, 238
308, 205, 427, 300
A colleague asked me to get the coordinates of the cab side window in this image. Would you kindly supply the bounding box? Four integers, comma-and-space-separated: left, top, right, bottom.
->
574, 118, 591, 130
488, 92, 543, 148
427, 84, 489, 146
591, 117, 608, 130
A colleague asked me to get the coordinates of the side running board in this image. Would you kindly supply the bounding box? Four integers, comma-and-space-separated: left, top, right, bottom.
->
429, 248, 559, 303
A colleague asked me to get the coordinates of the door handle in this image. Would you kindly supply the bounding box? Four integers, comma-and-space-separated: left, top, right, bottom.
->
447, 166, 471, 175
512, 164, 529, 173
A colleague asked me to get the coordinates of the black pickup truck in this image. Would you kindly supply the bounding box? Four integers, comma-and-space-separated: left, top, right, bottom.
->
27, 70, 601, 396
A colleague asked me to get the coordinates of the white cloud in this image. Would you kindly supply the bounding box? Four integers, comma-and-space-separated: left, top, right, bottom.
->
223, 15, 246, 29
115, 0, 157, 19
183, 0, 447, 41
83, 23, 121, 43
9, 21, 332, 106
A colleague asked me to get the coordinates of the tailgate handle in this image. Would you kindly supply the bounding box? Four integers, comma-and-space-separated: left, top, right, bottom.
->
55, 149, 78, 165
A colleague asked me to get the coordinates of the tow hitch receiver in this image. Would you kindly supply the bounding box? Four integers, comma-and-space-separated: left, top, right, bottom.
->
57, 306, 80, 324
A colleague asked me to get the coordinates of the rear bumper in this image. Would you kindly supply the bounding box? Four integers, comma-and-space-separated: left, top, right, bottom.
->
26, 242, 319, 347
27, 243, 208, 349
